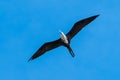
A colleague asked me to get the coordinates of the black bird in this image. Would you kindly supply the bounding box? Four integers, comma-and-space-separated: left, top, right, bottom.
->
28, 15, 99, 61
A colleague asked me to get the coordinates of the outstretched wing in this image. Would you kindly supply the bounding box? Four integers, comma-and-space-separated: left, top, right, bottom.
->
66, 15, 99, 41
28, 39, 62, 61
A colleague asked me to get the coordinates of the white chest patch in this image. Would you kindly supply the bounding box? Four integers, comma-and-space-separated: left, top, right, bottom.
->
60, 31, 68, 44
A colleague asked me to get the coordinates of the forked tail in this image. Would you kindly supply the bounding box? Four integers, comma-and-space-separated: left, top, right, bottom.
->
66, 44, 75, 57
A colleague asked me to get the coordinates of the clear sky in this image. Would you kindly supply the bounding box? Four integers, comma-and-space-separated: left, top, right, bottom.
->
0, 0, 120, 80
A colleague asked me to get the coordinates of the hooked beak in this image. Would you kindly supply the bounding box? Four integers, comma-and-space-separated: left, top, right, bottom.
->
59, 30, 62, 35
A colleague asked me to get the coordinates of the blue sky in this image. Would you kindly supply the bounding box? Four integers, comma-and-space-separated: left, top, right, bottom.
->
0, 0, 120, 80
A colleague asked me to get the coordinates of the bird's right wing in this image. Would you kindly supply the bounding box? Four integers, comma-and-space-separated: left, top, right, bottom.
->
66, 15, 99, 41
28, 39, 62, 61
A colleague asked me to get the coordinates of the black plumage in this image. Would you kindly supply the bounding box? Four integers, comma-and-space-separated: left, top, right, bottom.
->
28, 15, 99, 61
66, 15, 99, 41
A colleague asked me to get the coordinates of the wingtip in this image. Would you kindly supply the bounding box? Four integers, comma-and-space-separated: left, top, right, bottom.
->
94, 14, 100, 18
28, 59, 31, 62
28, 57, 33, 62
88, 14, 100, 21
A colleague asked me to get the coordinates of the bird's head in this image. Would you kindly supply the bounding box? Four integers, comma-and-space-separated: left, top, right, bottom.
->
59, 30, 63, 35
59, 30, 69, 44
59, 30, 65, 38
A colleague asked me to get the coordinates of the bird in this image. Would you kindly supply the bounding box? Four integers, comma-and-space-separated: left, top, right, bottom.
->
28, 14, 99, 61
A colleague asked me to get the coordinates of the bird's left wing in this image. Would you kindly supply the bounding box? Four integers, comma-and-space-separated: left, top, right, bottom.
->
66, 15, 99, 41
28, 39, 62, 61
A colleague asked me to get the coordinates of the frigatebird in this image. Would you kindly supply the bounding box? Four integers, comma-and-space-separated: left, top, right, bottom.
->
28, 15, 99, 61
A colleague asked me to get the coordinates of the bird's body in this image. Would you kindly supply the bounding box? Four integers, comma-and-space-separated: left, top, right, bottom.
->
28, 15, 99, 61
60, 31, 69, 44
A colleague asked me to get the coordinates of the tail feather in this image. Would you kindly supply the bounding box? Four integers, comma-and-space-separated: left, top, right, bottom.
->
66, 45, 75, 57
